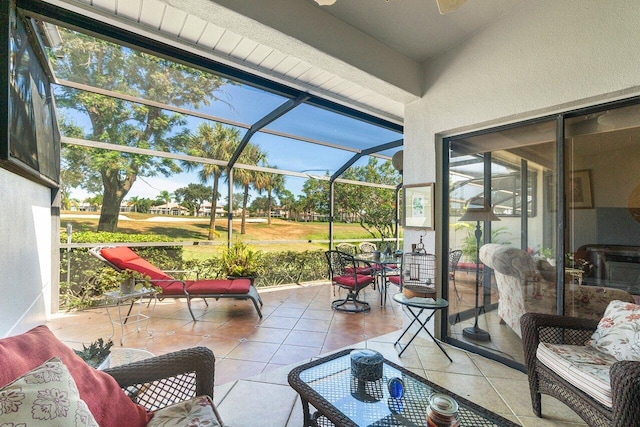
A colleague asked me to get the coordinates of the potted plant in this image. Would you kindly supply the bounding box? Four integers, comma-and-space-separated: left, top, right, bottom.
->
74, 338, 114, 369
219, 241, 263, 281
539, 247, 555, 265
96, 267, 151, 295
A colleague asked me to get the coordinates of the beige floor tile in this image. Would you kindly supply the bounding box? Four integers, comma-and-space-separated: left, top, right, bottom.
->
286, 396, 305, 427
517, 415, 587, 427
225, 340, 280, 362
469, 353, 528, 380
488, 377, 585, 423
427, 371, 512, 415
417, 344, 483, 376
270, 344, 322, 365
217, 380, 298, 427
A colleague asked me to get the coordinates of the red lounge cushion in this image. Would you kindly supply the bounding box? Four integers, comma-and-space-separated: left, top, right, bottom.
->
0, 325, 152, 427
185, 279, 251, 294
333, 274, 374, 288
100, 246, 139, 264
101, 247, 173, 281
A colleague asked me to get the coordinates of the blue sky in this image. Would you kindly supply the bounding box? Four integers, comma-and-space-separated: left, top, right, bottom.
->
59, 74, 401, 205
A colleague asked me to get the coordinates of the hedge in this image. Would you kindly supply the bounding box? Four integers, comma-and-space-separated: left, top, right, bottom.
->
59, 233, 327, 310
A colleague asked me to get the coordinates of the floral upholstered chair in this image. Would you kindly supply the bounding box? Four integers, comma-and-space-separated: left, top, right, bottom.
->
521, 300, 640, 426
479, 243, 635, 338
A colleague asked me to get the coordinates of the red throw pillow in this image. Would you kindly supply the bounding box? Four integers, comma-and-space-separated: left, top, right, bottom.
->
0, 325, 152, 427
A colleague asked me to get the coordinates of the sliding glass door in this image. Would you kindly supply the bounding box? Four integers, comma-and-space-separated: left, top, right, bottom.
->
445, 120, 558, 367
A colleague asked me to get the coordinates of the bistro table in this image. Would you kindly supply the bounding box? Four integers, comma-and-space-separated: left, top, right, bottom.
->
288, 348, 520, 427
353, 252, 401, 305
392, 293, 451, 361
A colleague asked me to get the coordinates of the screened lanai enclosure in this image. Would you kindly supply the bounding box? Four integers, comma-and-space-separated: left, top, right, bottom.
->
9, 0, 404, 250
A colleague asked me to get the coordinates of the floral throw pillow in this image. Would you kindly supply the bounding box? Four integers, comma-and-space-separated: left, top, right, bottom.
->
0, 357, 98, 426
588, 300, 640, 361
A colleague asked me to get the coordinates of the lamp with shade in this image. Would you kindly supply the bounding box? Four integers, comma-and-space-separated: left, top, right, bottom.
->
458, 206, 499, 341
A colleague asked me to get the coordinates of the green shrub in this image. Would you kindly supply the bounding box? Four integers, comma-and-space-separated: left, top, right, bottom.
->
60, 232, 183, 310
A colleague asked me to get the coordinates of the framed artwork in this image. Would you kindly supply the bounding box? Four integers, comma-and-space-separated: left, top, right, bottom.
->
403, 183, 434, 230
569, 170, 593, 209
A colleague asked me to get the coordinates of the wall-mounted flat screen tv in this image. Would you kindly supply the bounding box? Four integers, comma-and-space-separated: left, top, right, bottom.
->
0, 0, 60, 187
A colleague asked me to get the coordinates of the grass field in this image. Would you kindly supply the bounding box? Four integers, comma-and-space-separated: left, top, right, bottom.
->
61, 212, 401, 259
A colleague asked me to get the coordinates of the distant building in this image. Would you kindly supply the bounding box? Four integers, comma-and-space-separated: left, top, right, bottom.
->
149, 203, 188, 216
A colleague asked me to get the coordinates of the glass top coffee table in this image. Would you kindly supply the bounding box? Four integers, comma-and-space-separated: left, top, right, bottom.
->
288, 348, 519, 427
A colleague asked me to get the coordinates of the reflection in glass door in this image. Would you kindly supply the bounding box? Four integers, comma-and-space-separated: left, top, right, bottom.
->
565, 104, 640, 304
445, 120, 557, 367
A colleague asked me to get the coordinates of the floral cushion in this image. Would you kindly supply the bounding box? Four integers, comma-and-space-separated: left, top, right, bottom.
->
588, 299, 640, 361
148, 395, 222, 427
0, 357, 98, 426
537, 343, 617, 407
0, 325, 152, 427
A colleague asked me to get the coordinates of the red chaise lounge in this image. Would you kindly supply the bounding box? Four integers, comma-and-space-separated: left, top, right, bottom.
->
91, 246, 263, 320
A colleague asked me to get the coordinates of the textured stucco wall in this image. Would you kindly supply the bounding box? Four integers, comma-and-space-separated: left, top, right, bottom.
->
403, 0, 640, 255
0, 168, 52, 337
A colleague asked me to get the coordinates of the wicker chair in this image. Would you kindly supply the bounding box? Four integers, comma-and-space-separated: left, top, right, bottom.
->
105, 346, 218, 413
520, 313, 640, 427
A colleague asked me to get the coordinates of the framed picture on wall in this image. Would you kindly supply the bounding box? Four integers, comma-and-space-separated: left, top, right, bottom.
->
569, 170, 593, 209
403, 183, 434, 229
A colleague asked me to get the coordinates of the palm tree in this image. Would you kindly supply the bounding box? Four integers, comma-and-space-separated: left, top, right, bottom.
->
128, 196, 140, 212
233, 144, 265, 234
254, 167, 285, 225
156, 190, 172, 205
184, 123, 239, 240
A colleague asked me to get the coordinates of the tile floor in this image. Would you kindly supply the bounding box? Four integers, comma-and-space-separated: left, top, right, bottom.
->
46, 282, 587, 426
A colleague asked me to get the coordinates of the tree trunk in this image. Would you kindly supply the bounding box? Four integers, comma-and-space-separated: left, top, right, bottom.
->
267, 190, 272, 225
97, 168, 135, 232
99, 185, 124, 232
241, 184, 249, 234
208, 176, 219, 240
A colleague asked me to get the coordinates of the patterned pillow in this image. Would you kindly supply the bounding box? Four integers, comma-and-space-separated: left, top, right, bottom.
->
0, 357, 98, 426
588, 300, 640, 361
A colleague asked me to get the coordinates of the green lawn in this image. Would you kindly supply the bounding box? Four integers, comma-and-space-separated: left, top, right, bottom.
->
61, 212, 400, 259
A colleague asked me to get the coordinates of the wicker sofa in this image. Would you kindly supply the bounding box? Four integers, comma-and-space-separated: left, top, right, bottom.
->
0, 325, 223, 427
521, 311, 640, 427
479, 243, 635, 337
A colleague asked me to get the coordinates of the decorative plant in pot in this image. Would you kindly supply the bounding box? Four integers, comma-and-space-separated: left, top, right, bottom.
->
219, 241, 263, 282
74, 338, 114, 369
96, 267, 151, 295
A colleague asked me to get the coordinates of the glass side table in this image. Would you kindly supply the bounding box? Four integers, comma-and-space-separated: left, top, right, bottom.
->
104, 288, 156, 345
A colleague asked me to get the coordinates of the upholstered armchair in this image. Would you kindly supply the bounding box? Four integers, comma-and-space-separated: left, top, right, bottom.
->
479, 244, 635, 338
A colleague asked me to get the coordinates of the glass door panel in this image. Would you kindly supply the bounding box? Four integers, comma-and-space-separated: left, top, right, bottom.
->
565, 104, 640, 299
446, 120, 556, 366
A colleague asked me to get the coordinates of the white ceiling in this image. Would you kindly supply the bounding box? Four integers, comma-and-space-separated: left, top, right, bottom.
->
43, 0, 522, 123
311, 0, 522, 62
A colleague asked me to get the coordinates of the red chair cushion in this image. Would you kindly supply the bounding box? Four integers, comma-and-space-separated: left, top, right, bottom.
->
333, 274, 374, 288
345, 266, 375, 275
185, 279, 252, 294
388, 275, 401, 285
0, 325, 151, 427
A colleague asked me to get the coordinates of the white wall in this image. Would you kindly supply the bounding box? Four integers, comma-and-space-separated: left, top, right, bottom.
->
0, 168, 54, 337
403, 0, 640, 257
